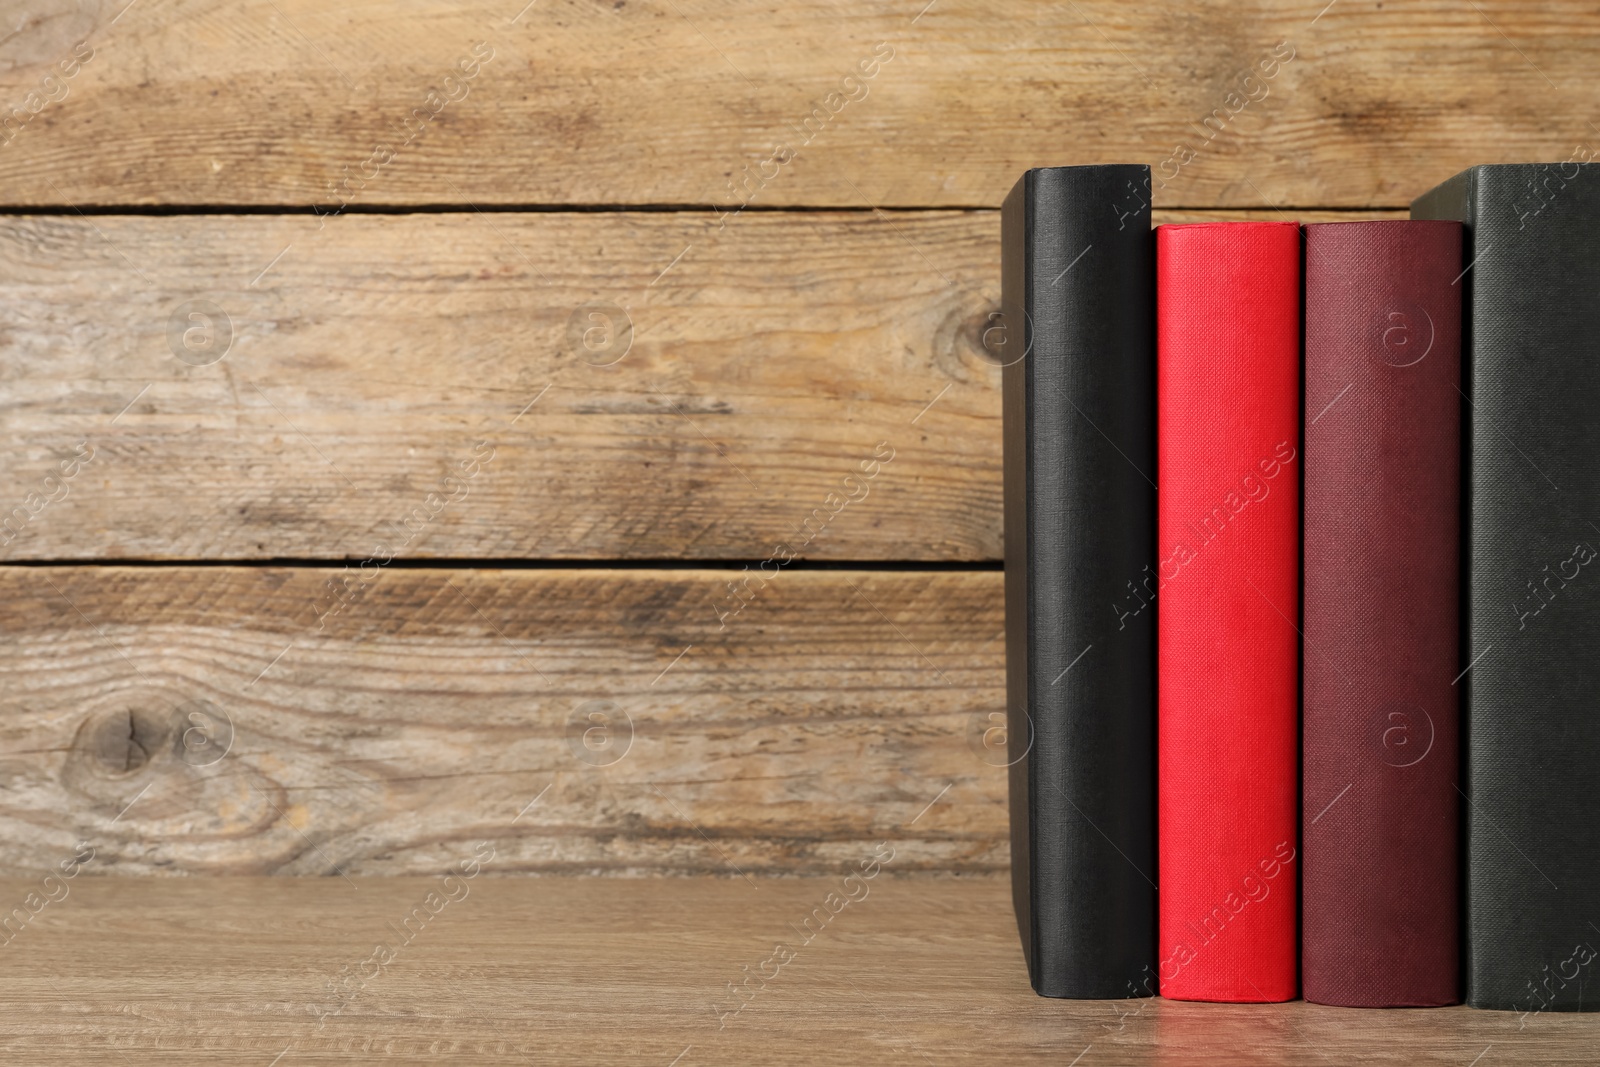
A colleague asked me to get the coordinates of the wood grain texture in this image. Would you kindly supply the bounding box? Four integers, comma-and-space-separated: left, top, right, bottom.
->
0, 566, 1006, 877
1, 876, 1595, 1065
0, 1, 1594, 209
0, 208, 1393, 562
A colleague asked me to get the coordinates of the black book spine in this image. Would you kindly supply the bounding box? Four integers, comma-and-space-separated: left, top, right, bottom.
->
1413, 162, 1600, 1013
1001, 165, 1157, 998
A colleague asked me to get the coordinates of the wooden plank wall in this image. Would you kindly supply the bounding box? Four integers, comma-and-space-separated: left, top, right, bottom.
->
0, 0, 1592, 876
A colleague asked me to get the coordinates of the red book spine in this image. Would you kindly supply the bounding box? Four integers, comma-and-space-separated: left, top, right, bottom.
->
1156, 222, 1301, 1002
1301, 221, 1462, 1006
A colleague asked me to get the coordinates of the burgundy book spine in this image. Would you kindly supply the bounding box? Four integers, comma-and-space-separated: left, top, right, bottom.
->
1301, 220, 1463, 1007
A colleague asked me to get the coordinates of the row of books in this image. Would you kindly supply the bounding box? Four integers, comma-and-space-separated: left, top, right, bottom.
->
1001, 163, 1600, 1011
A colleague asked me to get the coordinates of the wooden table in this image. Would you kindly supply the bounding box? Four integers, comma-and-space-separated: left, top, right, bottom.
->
2, 876, 1593, 1065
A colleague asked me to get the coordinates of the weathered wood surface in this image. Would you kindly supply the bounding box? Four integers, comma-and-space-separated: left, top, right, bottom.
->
0, 1, 1594, 209
0, 566, 1008, 876
1, 875, 1595, 1065
0, 208, 1392, 562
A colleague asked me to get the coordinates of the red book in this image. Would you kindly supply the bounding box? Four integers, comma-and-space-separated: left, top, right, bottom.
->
1156, 222, 1300, 1003
1301, 220, 1462, 1006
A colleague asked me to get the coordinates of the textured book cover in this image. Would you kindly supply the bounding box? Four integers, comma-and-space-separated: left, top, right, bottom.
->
1301, 220, 1463, 1007
1001, 165, 1156, 999
1155, 221, 1300, 1003
1413, 163, 1600, 1013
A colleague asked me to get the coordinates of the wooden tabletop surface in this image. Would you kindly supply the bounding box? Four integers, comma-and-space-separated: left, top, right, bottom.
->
1, 874, 1594, 1065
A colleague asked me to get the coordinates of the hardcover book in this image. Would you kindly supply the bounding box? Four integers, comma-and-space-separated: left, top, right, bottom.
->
1001, 165, 1157, 999
1155, 221, 1300, 1003
1301, 220, 1463, 1007
1413, 163, 1600, 1013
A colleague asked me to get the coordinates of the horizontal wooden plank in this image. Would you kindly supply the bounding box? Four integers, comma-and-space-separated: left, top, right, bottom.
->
0, 209, 1395, 562
0, 566, 1008, 876
3, 876, 1594, 1064
0, 2, 1595, 209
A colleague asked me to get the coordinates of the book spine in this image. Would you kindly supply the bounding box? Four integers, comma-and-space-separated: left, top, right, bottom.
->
1301, 220, 1462, 1007
1414, 163, 1600, 1013
1155, 221, 1301, 1003
1002, 165, 1156, 999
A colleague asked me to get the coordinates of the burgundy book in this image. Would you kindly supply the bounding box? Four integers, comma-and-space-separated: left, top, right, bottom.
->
1301, 220, 1463, 1007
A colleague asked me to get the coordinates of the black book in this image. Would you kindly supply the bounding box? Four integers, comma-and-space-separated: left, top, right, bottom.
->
1000, 165, 1156, 998
1413, 163, 1600, 1013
